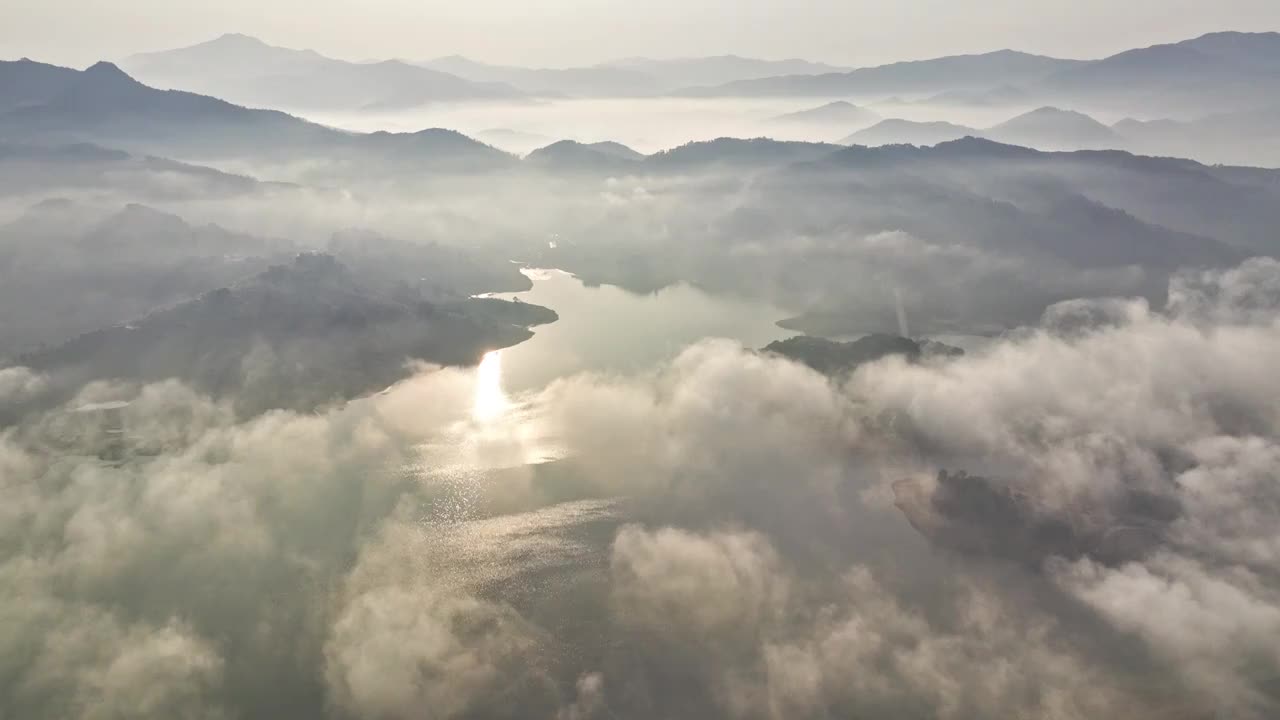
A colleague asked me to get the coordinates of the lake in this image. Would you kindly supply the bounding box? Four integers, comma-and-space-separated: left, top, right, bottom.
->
409, 268, 794, 516
484, 268, 795, 393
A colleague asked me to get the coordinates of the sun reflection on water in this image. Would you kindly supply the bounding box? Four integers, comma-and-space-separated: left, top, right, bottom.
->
473, 351, 509, 422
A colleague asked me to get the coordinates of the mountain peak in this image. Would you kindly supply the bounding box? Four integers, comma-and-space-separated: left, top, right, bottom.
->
586, 140, 645, 160
213, 32, 267, 46
1022, 106, 1089, 118
83, 60, 130, 78
370, 59, 417, 70
996, 106, 1113, 130
932, 136, 1039, 156
73, 61, 150, 95
770, 100, 879, 125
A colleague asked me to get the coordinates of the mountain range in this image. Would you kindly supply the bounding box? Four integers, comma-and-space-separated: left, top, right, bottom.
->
3, 29, 1263, 166
3, 49, 1277, 181
1033, 31, 1280, 115
691, 31, 1280, 118
107, 30, 1280, 118
119, 34, 852, 105
844, 106, 1120, 151
0, 58, 516, 178
121, 33, 525, 110
681, 50, 1083, 98
419, 54, 847, 97
841, 103, 1280, 165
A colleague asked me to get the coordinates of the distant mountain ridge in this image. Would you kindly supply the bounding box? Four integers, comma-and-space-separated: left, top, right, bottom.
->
596, 55, 849, 89
844, 106, 1122, 152
123, 34, 851, 101
769, 101, 881, 127
1030, 31, 1280, 114
987, 106, 1119, 149
676, 30, 1280, 119
841, 101, 1279, 164
419, 55, 660, 97
420, 54, 852, 97
1110, 103, 1280, 167
0, 59, 516, 179
843, 119, 979, 147
681, 50, 1083, 98
121, 33, 524, 110
62, 28, 1280, 120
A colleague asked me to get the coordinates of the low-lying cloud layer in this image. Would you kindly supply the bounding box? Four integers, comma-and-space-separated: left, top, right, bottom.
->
3, 259, 1279, 719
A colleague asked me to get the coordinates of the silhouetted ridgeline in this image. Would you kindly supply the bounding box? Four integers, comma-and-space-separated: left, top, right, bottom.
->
125, 34, 851, 101
121, 33, 525, 111
681, 49, 1082, 97
685, 31, 1280, 116
0, 59, 516, 176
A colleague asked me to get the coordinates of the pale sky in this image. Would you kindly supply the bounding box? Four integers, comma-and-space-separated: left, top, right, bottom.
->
4, 0, 1279, 69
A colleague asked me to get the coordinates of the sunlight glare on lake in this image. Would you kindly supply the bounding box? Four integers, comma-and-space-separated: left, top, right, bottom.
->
473, 351, 509, 422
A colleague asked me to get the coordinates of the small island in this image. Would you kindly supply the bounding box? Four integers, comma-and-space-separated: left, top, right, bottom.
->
762, 333, 962, 375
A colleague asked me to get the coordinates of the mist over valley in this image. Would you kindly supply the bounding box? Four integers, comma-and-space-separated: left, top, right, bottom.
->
2, 13, 1280, 720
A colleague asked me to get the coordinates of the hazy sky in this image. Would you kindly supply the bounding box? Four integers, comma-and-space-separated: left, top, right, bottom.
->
4, 0, 1279, 68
